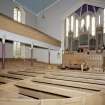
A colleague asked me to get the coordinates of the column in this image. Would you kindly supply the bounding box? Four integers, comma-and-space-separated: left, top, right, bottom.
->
2, 38, 5, 69
31, 44, 33, 66
48, 48, 50, 64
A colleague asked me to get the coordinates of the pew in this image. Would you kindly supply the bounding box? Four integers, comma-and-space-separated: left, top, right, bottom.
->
0, 73, 27, 80
15, 79, 105, 105
8, 71, 38, 77
50, 71, 105, 80
32, 77, 105, 91
11, 70, 46, 74
44, 74, 105, 85
16, 80, 94, 98
0, 76, 16, 83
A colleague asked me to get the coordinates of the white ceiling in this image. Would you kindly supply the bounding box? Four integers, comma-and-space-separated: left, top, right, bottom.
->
15, 0, 59, 15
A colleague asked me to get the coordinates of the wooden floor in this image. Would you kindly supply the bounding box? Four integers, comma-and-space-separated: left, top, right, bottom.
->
0, 61, 105, 105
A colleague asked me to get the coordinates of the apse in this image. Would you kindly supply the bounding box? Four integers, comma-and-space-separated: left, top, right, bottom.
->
65, 4, 105, 51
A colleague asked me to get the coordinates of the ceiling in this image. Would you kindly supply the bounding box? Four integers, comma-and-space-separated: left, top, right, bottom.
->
15, 0, 58, 15
75, 4, 103, 16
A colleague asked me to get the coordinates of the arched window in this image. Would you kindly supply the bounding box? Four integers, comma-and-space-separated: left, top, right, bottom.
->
76, 19, 79, 38
104, 9, 105, 33
71, 16, 74, 32
81, 19, 85, 29
92, 17, 96, 36
86, 15, 90, 30
66, 18, 69, 37
98, 15, 101, 25
13, 7, 22, 22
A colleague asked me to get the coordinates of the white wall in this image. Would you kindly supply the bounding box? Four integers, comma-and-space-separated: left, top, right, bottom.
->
25, 11, 37, 28
0, 42, 14, 59
5, 42, 14, 58
36, 0, 105, 50
0, 41, 62, 64
20, 44, 25, 58
0, 0, 37, 27
50, 50, 62, 64
37, 0, 85, 50
0, 0, 14, 18
33, 48, 61, 64
25, 46, 31, 59
33, 48, 49, 63
0, 0, 62, 64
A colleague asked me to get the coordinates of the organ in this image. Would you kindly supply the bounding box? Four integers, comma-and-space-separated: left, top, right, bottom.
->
64, 4, 105, 72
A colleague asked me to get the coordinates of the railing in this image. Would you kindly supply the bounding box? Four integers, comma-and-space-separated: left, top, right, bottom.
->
63, 53, 104, 72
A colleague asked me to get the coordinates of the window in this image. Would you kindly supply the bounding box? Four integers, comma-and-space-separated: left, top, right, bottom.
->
76, 19, 79, 38
98, 15, 101, 25
86, 15, 90, 30
92, 17, 96, 36
71, 16, 74, 32
104, 9, 105, 33
13, 7, 22, 22
81, 19, 85, 29
66, 18, 69, 37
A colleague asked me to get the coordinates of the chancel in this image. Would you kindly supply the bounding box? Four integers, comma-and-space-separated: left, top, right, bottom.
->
63, 4, 105, 72
0, 0, 105, 105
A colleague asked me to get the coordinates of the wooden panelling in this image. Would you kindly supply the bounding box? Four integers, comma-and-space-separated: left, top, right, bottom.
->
62, 53, 103, 71
0, 13, 61, 47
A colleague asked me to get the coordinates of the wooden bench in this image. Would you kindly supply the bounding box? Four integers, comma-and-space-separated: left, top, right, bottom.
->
16, 80, 94, 98
8, 71, 38, 77
44, 74, 105, 85
0, 73, 27, 80
50, 71, 105, 80
0, 76, 15, 83
32, 77, 105, 91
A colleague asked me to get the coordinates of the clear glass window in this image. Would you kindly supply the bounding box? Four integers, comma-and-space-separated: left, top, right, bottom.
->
13, 8, 22, 22
76, 19, 79, 38
92, 17, 96, 36
86, 15, 90, 30
71, 16, 74, 32
104, 9, 105, 33
66, 18, 69, 37
81, 19, 85, 29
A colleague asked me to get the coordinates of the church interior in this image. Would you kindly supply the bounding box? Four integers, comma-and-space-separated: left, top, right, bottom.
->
0, 0, 105, 105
